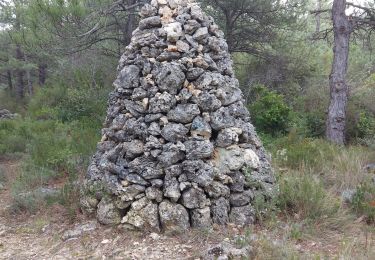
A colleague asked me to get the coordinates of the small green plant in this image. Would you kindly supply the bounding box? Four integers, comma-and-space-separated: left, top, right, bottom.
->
249, 85, 292, 135
351, 183, 375, 224
277, 173, 340, 221
0, 166, 7, 183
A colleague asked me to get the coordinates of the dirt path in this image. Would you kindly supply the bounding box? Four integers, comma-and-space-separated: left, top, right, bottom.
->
0, 160, 228, 259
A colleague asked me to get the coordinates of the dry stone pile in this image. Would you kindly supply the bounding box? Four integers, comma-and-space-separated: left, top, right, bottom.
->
81, 0, 276, 232
0, 109, 17, 120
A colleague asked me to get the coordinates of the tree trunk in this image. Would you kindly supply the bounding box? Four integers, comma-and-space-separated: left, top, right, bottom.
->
123, 0, 137, 46
7, 70, 13, 90
15, 44, 25, 99
38, 63, 47, 86
25, 55, 33, 95
326, 0, 352, 144
315, 0, 322, 33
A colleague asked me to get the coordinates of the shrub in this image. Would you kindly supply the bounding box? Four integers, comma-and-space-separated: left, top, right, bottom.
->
249, 85, 292, 135
351, 183, 375, 224
0, 166, 6, 183
0, 119, 29, 154
277, 173, 340, 221
303, 111, 326, 138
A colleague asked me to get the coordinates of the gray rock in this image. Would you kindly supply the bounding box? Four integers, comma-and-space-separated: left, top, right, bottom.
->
216, 128, 241, 148
202, 241, 252, 260
150, 178, 164, 188
193, 27, 209, 42
156, 63, 185, 95
0, 109, 17, 120
229, 190, 254, 207
165, 164, 182, 177
121, 198, 160, 232
114, 65, 140, 89
181, 187, 210, 209
164, 22, 183, 42
167, 104, 200, 123
190, 116, 212, 139
132, 88, 148, 100
149, 92, 177, 113
185, 140, 214, 160
191, 207, 212, 228
96, 198, 122, 225
186, 67, 205, 80
148, 122, 162, 136
341, 189, 357, 203
210, 107, 236, 131
183, 160, 214, 187
158, 142, 186, 167
125, 140, 144, 159
140, 4, 158, 18
145, 113, 163, 123
211, 147, 260, 174
190, 4, 205, 21
80, 195, 99, 215
215, 82, 242, 106
205, 181, 230, 199
163, 175, 181, 202
211, 197, 230, 225
161, 123, 189, 142
228, 101, 250, 119
229, 205, 256, 226
139, 16, 162, 30
184, 19, 201, 35
120, 184, 146, 202
195, 92, 222, 112
176, 40, 190, 53
229, 171, 245, 192
365, 163, 375, 173
159, 200, 190, 232
176, 88, 193, 103
124, 174, 149, 186
61, 221, 98, 241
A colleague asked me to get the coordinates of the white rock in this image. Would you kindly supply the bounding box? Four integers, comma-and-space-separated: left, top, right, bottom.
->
164, 22, 183, 42
150, 232, 160, 240
243, 149, 260, 169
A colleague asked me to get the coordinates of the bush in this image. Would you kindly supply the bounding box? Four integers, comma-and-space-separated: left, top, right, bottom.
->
0, 166, 6, 183
0, 119, 29, 154
277, 173, 340, 221
351, 183, 375, 224
249, 85, 292, 135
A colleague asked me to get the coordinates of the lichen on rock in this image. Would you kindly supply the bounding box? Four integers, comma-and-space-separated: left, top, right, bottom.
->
81, 0, 276, 232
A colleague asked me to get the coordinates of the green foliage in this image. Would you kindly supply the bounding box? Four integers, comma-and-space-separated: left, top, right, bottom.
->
277, 173, 340, 221
0, 166, 6, 183
249, 85, 292, 135
28, 70, 109, 123
270, 134, 333, 170
351, 183, 375, 224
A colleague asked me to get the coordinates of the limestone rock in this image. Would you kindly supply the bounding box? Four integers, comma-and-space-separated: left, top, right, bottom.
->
121, 198, 160, 232
167, 104, 200, 123
191, 207, 212, 228
159, 200, 190, 232
96, 198, 122, 225
229, 205, 256, 226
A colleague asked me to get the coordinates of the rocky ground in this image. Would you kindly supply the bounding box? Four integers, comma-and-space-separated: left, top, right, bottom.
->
1, 158, 374, 259
0, 159, 250, 259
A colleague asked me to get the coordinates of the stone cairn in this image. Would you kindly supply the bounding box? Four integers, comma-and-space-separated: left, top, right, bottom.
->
81, 0, 276, 233
0, 109, 17, 120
